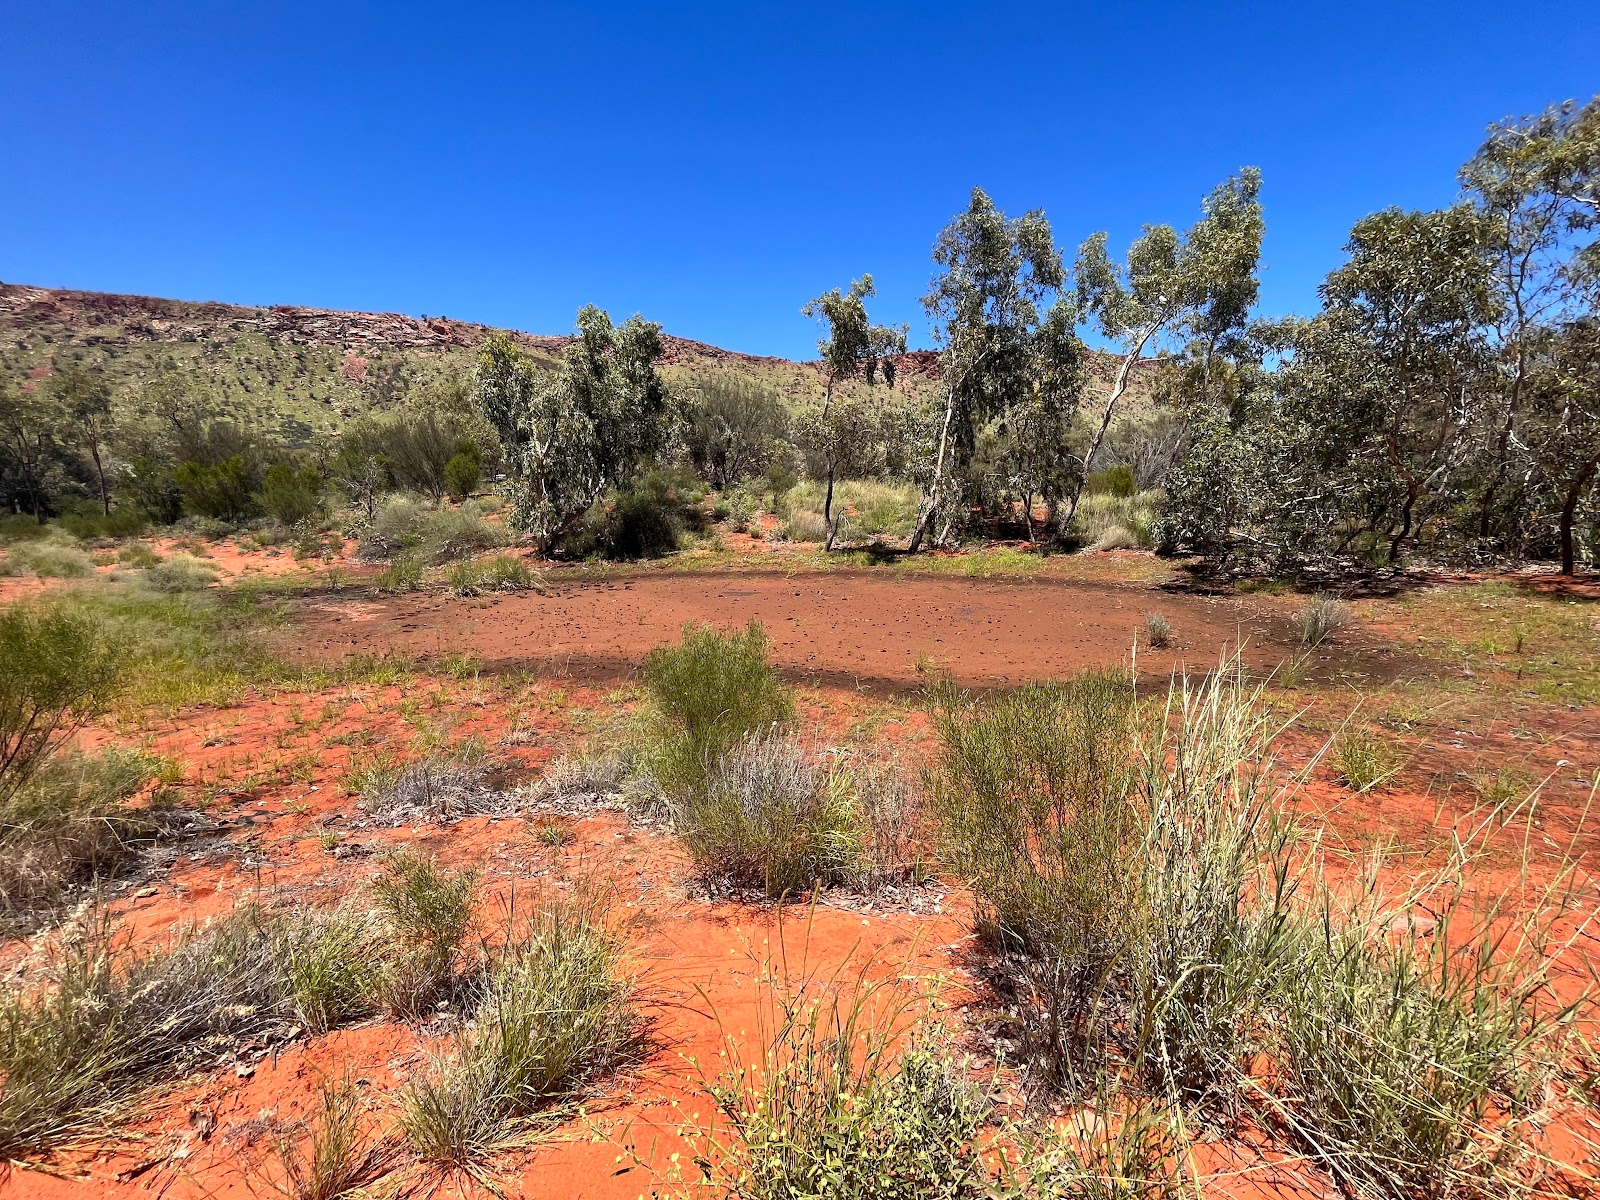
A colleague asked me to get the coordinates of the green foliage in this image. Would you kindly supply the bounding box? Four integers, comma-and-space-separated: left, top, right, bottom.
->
372, 853, 478, 1018
257, 459, 326, 527
443, 447, 481, 500
558, 468, 706, 560
1067, 490, 1159, 550
685, 372, 791, 490
1331, 726, 1401, 792
173, 455, 257, 523
358, 496, 504, 565
0, 604, 122, 808
1273, 881, 1559, 1199
0, 540, 95, 578
474, 308, 672, 548
779, 479, 920, 543
1084, 464, 1137, 497
640, 622, 794, 800
136, 552, 220, 593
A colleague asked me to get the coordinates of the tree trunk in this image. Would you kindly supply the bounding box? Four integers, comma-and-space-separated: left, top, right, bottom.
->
907, 380, 958, 553
1057, 330, 1155, 533
1560, 457, 1599, 576
823, 464, 838, 551
90, 442, 110, 516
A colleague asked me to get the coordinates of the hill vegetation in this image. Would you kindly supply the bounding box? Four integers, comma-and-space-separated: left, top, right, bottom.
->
2, 93, 1596, 575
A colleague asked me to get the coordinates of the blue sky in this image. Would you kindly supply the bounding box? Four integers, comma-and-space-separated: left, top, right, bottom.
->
2, 2, 1596, 359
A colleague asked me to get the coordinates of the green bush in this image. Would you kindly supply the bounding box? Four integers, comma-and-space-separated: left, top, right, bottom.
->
444, 449, 482, 500
641, 622, 793, 800
559, 469, 707, 560
136, 553, 220, 593
1085, 464, 1138, 498
257, 460, 326, 527
173, 456, 257, 523
1067, 490, 1159, 550
0, 605, 122, 808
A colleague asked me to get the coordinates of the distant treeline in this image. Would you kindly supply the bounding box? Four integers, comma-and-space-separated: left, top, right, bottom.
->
2, 95, 1596, 571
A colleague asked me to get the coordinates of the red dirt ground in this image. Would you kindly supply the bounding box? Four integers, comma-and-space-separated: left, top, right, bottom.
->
297, 569, 1321, 690
3, 562, 1598, 1199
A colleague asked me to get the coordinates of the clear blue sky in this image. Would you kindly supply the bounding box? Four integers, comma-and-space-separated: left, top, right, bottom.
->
3, 2, 1596, 359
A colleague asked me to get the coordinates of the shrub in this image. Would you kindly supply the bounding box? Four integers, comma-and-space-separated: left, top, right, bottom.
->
444, 450, 482, 501
676, 730, 858, 898
1297, 593, 1352, 646
445, 554, 535, 597
1084, 464, 1139, 498
401, 892, 636, 1177
417, 502, 504, 564
1331, 726, 1400, 792
137, 553, 220, 593
559, 469, 707, 560
928, 670, 1142, 1077
273, 906, 387, 1034
641, 622, 793, 800
258, 461, 326, 527
1144, 612, 1172, 649
174, 456, 257, 523
0, 605, 122, 808
357, 495, 426, 561
372, 853, 478, 1017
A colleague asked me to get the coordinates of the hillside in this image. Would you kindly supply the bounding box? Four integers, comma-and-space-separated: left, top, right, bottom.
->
0, 282, 1151, 448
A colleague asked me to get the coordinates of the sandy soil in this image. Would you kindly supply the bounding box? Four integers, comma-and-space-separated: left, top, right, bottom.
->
3, 558, 1598, 1200
298, 569, 1323, 690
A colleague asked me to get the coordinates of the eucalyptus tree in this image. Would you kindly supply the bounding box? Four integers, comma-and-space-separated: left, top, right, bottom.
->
1462, 102, 1596, 544
1063, 169, 1264, 530
45, 364, 115, 516
909, 189, 1076, 551
799, 276, 907, 548
474, 307, 671, 551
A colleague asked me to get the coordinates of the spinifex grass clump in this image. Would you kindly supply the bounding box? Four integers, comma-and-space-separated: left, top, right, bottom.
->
641, 621, 793, 800
930, 655, 1595, 1197
0, 863, 482, 1165
1269, 848, 1584, 1200
678, 728, 859, 898
267, 1074, 401, 1200
400, 889, 638, 1181
1331, 725, 1402, 792
372, 852, 478, 1017
1297, 592, 1352, 646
